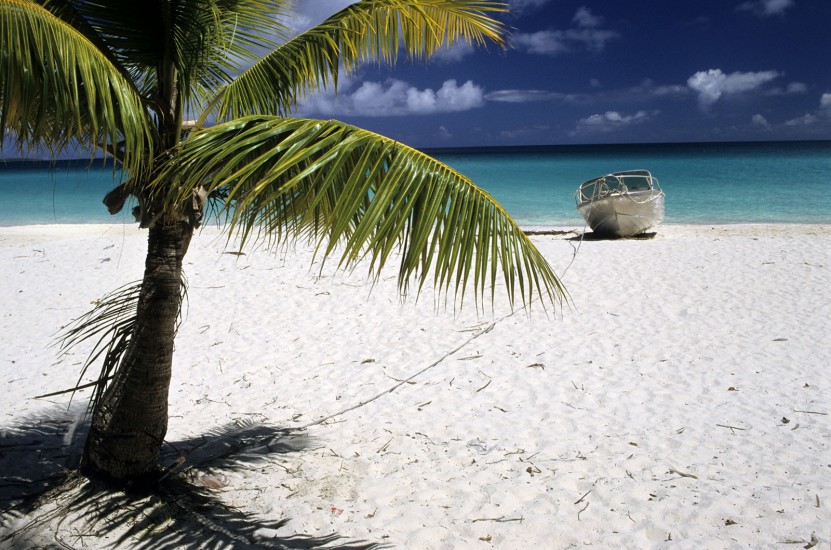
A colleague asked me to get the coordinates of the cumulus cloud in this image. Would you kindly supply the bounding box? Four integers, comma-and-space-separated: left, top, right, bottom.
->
784, 113, 818, 126
302, 78, 485, 117
736, 0, 794, 17
572, 110, 657, 135
513, 7, 619, 56
687, 69, 780, 109
766, 81, 808, 96
748, 93, 831, 132
513, 31, 569, 55
751, 114, 770, 127
572, 6, 603, 28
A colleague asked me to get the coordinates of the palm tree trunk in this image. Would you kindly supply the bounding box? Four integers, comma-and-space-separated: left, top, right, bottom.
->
83, 220, 193, 481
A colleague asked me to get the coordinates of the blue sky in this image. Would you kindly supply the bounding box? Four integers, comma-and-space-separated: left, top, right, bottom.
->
295, 0, 831, 148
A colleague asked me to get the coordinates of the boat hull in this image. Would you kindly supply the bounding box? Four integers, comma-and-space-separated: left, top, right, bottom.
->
577, 189, 665, 237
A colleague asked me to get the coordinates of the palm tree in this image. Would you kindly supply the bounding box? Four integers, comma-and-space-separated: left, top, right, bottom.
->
0, 0, 566, 482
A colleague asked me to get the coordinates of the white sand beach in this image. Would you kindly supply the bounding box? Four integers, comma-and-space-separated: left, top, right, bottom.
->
1, 223, 829, 548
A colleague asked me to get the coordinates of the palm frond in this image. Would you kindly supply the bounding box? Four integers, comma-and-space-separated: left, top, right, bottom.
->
0, 0, 155, 173
154, 115, 565, 310
202, 0, 507, 123
38, 0, 137, 87
170, 0, 294, 113
50, 282, 142, 413
49, 273, 189, 414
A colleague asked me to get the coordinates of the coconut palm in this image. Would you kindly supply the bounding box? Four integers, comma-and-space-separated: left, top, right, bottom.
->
0, 0, 566, 482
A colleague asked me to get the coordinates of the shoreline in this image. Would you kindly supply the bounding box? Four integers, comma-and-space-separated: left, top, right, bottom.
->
2, 220, 830, 232
2, 222, 829, 547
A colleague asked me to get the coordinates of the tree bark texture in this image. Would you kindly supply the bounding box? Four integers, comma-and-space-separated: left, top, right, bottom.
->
83, 221, 193, 481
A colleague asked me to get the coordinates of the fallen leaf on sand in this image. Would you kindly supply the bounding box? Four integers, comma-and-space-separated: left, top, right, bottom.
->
198, 473, 229, 489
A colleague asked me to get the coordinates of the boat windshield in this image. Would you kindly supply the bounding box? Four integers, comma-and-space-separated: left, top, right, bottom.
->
575, 170, 659, 206
624, 175, 651, 190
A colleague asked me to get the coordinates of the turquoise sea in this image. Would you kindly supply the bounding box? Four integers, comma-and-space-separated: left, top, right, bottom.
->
1, 140, 830, 227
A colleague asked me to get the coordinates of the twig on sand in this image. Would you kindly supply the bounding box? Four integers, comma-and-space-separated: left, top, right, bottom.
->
297, 323, 497, 430
470, 516, 524, 523
716, 423, 746, 432
376, 438, 393, 454
793, 410, 827, 415
574, 489, 592, 505
780, 534, 819, 548
668, 467, 698, 479
476, 378, 492, 393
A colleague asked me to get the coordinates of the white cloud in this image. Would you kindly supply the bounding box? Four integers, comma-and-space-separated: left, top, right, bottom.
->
429, 80, 485, 112
736, 0, 794, 17
766, 81, 808, 96
302, 78, 485, 117
820, 93, 831, 112
784, 113, 818, 126
513, 31, 569, 55
431, 41, 475, 63
513, 8, 619, 56
751, 114, 770, 127
629, 79, 690, 99
786, 82, 807, 94
484, 89, 572, 103
572, 6, 603, 28
514, 28, 619, 55
485, 79, 690, 106
573, 110, 657, 135
687, 69, 780, 109
651, 84, 690, 97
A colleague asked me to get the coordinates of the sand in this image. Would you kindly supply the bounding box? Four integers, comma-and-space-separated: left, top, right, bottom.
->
1, 223, 829, 548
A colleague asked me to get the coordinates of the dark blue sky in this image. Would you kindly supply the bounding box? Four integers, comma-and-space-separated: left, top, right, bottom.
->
297, 0, 831, 148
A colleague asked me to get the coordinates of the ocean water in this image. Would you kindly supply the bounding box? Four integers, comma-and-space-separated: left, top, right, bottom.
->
429, 140, 831, 227
1, 141, 830, 227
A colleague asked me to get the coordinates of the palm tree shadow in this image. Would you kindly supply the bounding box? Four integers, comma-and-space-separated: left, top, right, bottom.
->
0, 406, 383, 549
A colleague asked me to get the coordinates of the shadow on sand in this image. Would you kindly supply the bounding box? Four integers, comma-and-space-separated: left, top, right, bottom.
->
567, 231, 658, 241
0, 406, 382, 549
523, 229, 658, 241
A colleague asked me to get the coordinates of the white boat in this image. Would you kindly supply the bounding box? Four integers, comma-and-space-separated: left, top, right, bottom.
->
575, 169, 665, 237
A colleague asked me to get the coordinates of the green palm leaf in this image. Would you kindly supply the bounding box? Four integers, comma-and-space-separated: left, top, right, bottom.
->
201, 0, 507, 123
154, 116, 566, 309
41, 0, 293, 114
0, 0, 154, 172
